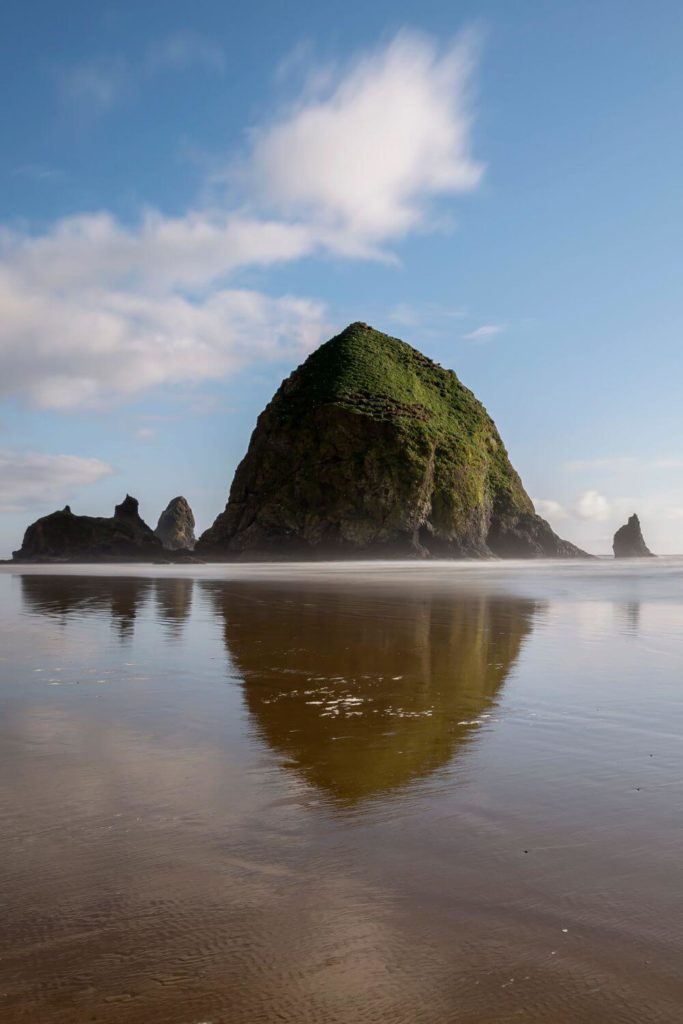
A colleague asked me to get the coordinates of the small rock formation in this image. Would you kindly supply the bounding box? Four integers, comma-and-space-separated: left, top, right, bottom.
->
154, 496, 196, 551
197, 322, 589, 560
613, 514, 655, 558
12, 495, 165, 562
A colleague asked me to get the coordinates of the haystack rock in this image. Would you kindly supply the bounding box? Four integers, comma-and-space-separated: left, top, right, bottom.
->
12, 495, 165, 562
613, 514, 655, 558
197, 322, 589, 560
155, 496, 196, 551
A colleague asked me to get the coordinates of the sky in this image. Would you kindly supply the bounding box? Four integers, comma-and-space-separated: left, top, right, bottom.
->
1, 0, 683, 557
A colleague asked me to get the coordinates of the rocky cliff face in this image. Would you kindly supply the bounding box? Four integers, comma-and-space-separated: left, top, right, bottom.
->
154, 496, 196, 550
13, 495, 165, 562
613, 514, 655, 558
197, 322, 587, 560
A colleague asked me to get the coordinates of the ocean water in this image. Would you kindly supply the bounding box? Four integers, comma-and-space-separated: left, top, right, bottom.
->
1, 560, 682, 1023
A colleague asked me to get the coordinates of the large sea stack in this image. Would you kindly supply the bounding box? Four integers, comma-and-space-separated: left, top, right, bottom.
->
613, 514, 655, 558
155, 496, 196, 550
12, 495, 165, 562
197, 323, 587, 560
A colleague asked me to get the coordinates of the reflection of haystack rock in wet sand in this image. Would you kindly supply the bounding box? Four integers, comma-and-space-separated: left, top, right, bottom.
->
203, 582, 538, 803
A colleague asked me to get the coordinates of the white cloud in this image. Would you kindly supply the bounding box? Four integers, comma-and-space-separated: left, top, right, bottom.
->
535, 491, 620, 525
245, 30, 483, 255
574, 489, 612, 521
0, 266, 328, 409
541, 489, 633, 525
462, 323, 504, 341
533, 498, 569, 521
0, 205, 327, 408
533, 488, 683, 554
0, 451, 113, 513
2, 30, 483, 410
2, 210, 314, 291
0, 209, 325, 410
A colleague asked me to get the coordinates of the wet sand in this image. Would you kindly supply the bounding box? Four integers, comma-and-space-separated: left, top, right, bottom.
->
1, 561, 682, 1022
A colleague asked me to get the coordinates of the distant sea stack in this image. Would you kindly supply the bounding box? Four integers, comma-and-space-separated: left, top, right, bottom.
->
13, 495, 165, 563
613, 514, 655, 558
197, 322, 588, 560
155, 496, 196, 551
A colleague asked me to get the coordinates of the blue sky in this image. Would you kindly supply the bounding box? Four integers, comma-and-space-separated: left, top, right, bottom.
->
1, 0, 683, 556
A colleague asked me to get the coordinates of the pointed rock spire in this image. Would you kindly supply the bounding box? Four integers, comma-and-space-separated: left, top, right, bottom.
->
613, 514, 655, 558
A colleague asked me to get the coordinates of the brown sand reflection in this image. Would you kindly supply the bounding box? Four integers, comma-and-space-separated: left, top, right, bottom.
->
20, 575, 195, 641
5, 570, 683, 1023
153, 577, 194, 637
20, 574, 154, 639
203, 581, 539, 803
621, 600, 641, 635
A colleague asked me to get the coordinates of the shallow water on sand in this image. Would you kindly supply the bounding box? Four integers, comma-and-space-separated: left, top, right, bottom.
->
1, 560, 683, 1023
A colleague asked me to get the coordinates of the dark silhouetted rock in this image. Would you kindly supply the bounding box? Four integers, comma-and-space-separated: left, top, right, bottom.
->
154, 496, 196, 550
12, 495, 165, 563
613, 514, 655, 558
114, 494, 142, 519
197, 322, 589, 560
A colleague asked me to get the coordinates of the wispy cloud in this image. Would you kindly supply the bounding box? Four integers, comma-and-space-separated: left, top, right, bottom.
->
0, 451, 113, 513
59, 56, 133, 115
2, 30, 484, 410
15, 164, 66, 183
388, 303, 420, 328
274, 39, 316, 85
564, 456, 683, 472
144, 31, 226, 76
134, 427, 156, 442
462, 323, 504, 341
387, 302, 466, 331
59, 30, 226, 117
564, 457, 637, 473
